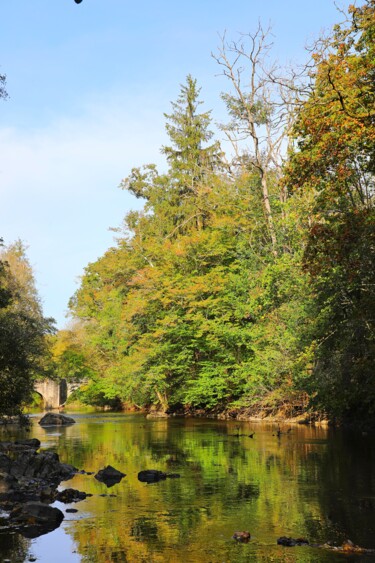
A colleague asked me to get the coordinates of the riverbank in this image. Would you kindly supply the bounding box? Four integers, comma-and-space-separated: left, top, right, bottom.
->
15, 392, 372, 429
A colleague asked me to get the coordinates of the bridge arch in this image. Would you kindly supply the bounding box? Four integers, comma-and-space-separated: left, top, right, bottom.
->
34, 379, 68, 410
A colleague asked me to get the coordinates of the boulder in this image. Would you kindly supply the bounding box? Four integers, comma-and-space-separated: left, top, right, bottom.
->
0, 453, 11, 473
39, 413, 76, 426
15, 439, 41, 449
9, 501, 64, 538
9, 450, 77, 483
55, 488, 89, 503
94, 465, 126, 487
0, 439, 41, 452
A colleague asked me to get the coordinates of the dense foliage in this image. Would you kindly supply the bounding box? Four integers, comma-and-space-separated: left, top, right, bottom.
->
284, 0, 375, 419
69, 73, 310, 415
67, 2, 375, 423
0, 241, 54, 418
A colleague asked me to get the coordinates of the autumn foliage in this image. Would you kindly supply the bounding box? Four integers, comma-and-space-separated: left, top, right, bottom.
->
65, 1, 375, 423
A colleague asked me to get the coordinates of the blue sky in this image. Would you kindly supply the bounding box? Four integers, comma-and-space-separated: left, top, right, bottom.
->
0, 0, 351, 328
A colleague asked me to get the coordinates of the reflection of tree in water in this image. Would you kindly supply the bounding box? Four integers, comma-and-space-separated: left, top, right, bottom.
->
316, 429, 375, 548
235, 483, 260, 501
0, 532, 29, 562
45, 417, 375, 561
131, 516, 160, 543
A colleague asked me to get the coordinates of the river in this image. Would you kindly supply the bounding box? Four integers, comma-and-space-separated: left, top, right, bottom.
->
1, 412, 375, 562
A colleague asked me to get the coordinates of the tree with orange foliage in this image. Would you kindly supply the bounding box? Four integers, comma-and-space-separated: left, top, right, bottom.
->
285, 0, 375, 420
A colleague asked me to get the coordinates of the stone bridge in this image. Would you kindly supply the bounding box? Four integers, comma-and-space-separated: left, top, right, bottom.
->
34, 379, 83, 410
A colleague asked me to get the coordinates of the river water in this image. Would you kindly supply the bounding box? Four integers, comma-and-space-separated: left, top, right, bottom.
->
1, 412, 375, 562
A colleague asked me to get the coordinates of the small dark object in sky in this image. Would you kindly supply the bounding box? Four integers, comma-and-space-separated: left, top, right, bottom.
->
74, 0, 83, 4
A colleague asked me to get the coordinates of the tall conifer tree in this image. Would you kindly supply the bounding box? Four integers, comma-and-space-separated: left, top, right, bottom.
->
162, 75, 223, 195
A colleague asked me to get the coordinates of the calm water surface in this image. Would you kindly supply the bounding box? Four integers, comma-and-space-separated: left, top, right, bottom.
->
1, 412, 375, 562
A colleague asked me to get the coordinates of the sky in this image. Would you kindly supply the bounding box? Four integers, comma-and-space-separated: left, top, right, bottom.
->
0, 0, 352, 328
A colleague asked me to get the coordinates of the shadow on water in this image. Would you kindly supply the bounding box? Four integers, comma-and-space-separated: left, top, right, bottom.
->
1, 413, 375, 562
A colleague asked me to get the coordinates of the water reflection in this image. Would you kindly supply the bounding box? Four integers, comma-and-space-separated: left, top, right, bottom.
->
0, 533, 29, 562
1, 415, 375, 562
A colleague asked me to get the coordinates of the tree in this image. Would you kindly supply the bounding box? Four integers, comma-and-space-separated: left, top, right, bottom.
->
122, 76, 223, 235
213, 26, 297, 256
49, 324, 94, 382
284, 0, 375, 420
0, 241, 54, 418
162, 74, 223, 193
70, 69, 312, 416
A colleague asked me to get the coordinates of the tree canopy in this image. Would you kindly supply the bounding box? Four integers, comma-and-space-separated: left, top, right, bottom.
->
67, 2, 375, 424
0, 241, 54, 418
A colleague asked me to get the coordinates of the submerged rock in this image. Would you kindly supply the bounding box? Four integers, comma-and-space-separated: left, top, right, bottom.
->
39, 413, 76, 426
146, 411, 169, 419
138, 470, 181, 483
277, 537, 309, 547
233, 531, 251, 543
94, 465, 126, 487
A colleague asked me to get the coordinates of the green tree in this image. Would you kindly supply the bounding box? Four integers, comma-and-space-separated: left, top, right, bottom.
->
70, 71, 311, 415
0, 241, 54, 418
162, 74, 223, 193
122, 76, 223, 236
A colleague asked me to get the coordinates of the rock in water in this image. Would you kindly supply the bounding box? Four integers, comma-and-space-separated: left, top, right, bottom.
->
94, 465, 126, 487
39, 413, 76, 426
9, 501, 64, 538
0, 439, 40, 452
138, 470, 167, 483
9, 450, 77, 483
277, 536, 309, 547
15, 439, 41, 449
55, 488, 89, 503
146, 411, 169, 419
233, 531, 251, 543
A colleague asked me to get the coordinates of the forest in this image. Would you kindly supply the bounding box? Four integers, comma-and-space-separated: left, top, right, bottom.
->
1, 1, 374, 424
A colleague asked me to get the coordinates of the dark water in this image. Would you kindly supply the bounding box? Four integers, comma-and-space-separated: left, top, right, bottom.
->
1, 413, 375, 562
